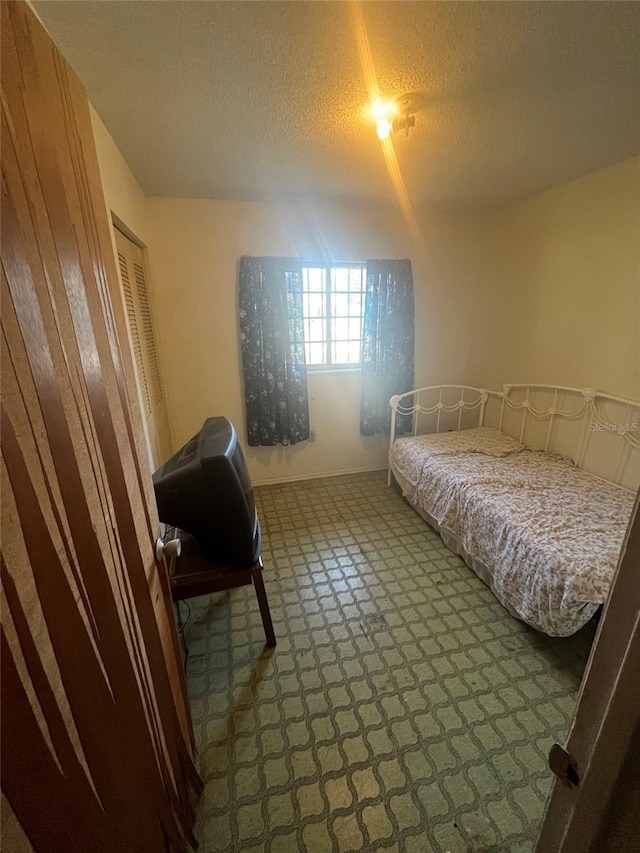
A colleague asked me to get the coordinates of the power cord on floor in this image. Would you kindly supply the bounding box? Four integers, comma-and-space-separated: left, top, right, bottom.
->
176, 599, 191, 673
163, 526, 192, 673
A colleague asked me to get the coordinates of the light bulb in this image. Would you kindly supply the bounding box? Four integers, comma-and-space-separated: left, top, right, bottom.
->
370, 99, 396, 121
376, 118, 392, 139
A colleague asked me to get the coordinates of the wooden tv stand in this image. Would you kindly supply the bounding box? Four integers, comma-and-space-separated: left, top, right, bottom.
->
167, 530, 276, 648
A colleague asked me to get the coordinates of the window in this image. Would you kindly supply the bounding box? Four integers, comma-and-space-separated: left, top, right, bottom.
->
302, 263, 366, 367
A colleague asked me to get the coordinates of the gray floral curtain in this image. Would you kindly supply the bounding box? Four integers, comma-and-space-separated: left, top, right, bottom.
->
360, 259, 414, 435
239, 256, 310, 446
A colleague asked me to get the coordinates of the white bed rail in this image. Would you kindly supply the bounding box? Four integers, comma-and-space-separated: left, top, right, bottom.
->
389, 383, 640, 491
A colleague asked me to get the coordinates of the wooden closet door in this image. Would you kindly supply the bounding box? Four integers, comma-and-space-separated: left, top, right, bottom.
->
1, 3, 201, 851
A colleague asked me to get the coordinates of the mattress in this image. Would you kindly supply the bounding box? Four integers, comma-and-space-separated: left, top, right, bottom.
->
390, 427, 634, 636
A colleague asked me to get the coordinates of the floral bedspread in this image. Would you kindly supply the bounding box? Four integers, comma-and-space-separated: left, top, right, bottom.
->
390, 427, 634, 636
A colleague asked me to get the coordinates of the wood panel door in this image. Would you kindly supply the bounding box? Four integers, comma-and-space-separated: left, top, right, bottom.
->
1, 2, 201, 850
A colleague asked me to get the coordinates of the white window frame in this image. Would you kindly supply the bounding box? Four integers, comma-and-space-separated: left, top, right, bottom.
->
302, 262, 366, 371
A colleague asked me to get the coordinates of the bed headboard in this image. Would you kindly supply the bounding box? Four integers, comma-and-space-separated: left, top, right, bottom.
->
389, 383, 640, 492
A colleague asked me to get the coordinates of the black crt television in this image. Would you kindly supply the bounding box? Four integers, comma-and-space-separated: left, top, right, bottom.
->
152, 417, 260, 567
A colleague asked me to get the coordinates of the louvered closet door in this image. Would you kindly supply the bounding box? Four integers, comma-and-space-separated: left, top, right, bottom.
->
115, 229, 172, 467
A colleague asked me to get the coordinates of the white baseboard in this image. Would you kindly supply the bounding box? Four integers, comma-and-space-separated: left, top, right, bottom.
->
253, 464, 387, 487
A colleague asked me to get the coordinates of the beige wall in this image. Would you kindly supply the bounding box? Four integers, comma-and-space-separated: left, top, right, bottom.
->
146, 198, 481, 483
468, 157, 640, 398
90, 106, 175, 462
90, 106, 151, 244
91, 107, 638, 484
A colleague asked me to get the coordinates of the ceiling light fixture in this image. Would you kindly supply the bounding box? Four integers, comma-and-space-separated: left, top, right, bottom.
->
376, 117, 393, 140
369, 96, 416, 140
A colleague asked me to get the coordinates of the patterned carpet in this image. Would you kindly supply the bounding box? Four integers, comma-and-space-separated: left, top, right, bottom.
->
185, 471, 595, 852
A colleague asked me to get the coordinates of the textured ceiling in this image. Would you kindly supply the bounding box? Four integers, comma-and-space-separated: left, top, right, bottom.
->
35, 1, 640, 210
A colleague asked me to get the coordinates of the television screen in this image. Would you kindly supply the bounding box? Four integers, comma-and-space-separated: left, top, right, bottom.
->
152, 417, 260, 566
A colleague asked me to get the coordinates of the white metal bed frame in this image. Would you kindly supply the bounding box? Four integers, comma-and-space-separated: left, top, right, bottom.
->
389, 383, 640, 491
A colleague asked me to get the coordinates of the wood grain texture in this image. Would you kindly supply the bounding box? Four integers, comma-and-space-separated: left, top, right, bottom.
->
1, 3, 201, 849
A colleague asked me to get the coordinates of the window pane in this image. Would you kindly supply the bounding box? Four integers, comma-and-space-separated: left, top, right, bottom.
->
308, 342, 326, 365
304, 292, 325, 318
348, 318, 362, 340
348, 341, 361, 363
308, 318, 325, 342
332, 317, 349, 341
305, 267, 325, 292
332, 341, 349, 364
349, 268, 364, 291
332, 291, 349, 317
348, 293, 363, 316
331, 267, 349, 292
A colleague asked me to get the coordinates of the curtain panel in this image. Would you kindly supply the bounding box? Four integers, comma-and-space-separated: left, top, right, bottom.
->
360, 259, 415, 435
239, 256, 310, 446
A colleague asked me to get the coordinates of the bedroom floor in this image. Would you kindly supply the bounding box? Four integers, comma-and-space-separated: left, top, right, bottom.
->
186, 471, 595, 853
